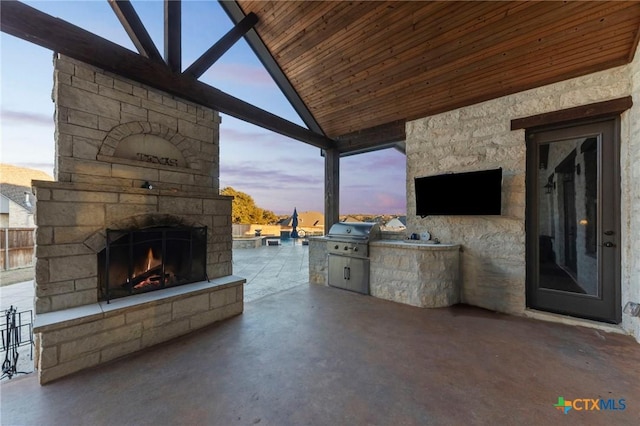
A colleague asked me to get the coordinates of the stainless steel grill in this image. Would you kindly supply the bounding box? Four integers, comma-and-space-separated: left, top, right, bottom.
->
326, 222, 381, 294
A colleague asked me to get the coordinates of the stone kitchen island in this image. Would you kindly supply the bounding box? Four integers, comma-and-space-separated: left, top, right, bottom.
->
369, 241, 461, 308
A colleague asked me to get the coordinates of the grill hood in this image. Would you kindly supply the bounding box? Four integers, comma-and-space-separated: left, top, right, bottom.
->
326, 222, 381, 242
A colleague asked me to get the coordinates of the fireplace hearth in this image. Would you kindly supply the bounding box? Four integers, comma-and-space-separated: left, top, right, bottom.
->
100, 226, 208, 302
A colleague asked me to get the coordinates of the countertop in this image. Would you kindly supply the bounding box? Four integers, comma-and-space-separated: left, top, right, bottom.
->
371, 240, 460, 250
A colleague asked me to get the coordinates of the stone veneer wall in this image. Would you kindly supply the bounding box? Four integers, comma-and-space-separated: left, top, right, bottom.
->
625, 47, 640, 341
52, 56, 220, 188
33, 54, 232, 313
35, 277, 243, 384
308, 238, 328, 285
31, 55, 245, 383
406, 51, 640, 342
7, 199, 35, 228
369, 242, 460, 308
33, 182, 233, 313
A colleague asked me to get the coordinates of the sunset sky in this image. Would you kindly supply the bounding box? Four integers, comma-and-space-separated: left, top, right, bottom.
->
0, 0, 406, 215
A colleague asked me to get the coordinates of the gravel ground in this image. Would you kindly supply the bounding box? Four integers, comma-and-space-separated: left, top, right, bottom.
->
1, 320, 35, 380
1, 270, 36, 381
1, 339, 35, 381
0, 266, 34, 287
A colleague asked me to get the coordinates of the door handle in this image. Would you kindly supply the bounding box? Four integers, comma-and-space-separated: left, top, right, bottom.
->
604, 230, 615, 236
603, 242, 616, 248
344, 266, 350, 280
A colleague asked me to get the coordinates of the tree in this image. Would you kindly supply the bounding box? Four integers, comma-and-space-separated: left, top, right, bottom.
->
220, 187, 278, 224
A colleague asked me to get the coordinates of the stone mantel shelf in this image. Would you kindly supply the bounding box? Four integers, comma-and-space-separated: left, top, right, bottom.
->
32, 179, 230, 200
34, 275, 245, 333
371, 240, 460, 250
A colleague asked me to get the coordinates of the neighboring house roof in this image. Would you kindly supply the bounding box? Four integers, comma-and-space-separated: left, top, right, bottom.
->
282, 211, 325, 227
0, 164, 53, 215
0, 183, 35, 214
384, 218, 406, 229
341, 216, 363, 223
0, 164, 53, 187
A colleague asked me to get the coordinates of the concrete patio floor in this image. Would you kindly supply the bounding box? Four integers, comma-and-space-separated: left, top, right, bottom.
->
0, 243, 310, 377
1, 244, 639, 425
0, 241, 310, 311
233, 240, 309, 303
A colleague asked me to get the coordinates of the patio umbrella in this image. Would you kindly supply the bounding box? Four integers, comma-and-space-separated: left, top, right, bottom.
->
291, 208, 299, 238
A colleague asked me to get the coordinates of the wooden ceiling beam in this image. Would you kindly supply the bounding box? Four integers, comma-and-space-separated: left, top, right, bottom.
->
219, 0, 325, 135
331, 36, 632, 120
511, 96, 633, 131
0, 1, 334, 150
301, 2, 591, 106
108, 0, 163, 63
335, 120, 406, 156
311, 16, 635, 130
236, 0, 639, 139
164, 0, 181, 72
184, 12, 258, 79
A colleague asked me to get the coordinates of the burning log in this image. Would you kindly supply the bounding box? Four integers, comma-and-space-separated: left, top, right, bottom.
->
133, 275, 163, 289
122, 265, 166, 290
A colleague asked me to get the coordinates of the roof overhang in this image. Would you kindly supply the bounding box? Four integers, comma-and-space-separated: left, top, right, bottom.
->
229, 0, 640, 152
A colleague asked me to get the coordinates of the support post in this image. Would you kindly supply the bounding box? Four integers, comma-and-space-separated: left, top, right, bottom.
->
164, 0, 181, 72
184, 12, 259, 79
324, 149, 340, 233
4, 229, 8, 271
0, 2, 334, 149
108, 0, 163, 62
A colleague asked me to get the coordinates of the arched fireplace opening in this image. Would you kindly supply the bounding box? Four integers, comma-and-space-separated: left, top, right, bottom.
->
98, 226, 208, 302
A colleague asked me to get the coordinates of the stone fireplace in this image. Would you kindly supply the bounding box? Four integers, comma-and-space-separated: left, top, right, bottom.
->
31, 54, 245, 384
99, 224, 208, 301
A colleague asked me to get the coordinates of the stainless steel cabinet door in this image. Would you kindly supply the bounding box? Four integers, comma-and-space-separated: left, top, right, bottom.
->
328, 255, 370, 294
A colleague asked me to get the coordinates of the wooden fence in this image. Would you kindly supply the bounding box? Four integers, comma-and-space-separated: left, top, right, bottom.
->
0, 228, 35, 270
232, 224, 283, 237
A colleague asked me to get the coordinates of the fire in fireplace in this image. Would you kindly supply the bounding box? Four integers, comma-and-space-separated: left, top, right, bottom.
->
98, 226, 208, 302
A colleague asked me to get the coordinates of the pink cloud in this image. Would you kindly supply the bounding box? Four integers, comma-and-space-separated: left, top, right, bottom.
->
218, 131, 407, 215
220, 161, 407, 215
342, 149, 406, 173
204, 63, 275, 87
341, 191, 406, 215
220, 163, 322, 189
1, 109, 52, 126
220, 126, 309, 150
220, 127, 270, 142
374, 192, 404, 210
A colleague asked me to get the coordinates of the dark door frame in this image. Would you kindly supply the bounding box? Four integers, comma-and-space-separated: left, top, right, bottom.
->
525, 117, 622, 323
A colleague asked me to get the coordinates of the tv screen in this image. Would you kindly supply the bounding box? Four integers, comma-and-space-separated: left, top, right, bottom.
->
415, 168, 502, 216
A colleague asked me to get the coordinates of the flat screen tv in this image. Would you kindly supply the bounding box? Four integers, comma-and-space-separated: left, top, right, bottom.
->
415, 168, 502, 216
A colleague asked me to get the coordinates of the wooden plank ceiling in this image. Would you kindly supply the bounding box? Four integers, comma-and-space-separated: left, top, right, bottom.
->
235, 0, 640, 139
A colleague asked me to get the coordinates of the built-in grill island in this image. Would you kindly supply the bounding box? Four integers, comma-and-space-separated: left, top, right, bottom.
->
310, 224, 461, 308
326, 222, 381, 294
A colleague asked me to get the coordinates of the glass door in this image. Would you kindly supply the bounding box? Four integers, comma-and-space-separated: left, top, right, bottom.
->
526, 120, 620, 323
